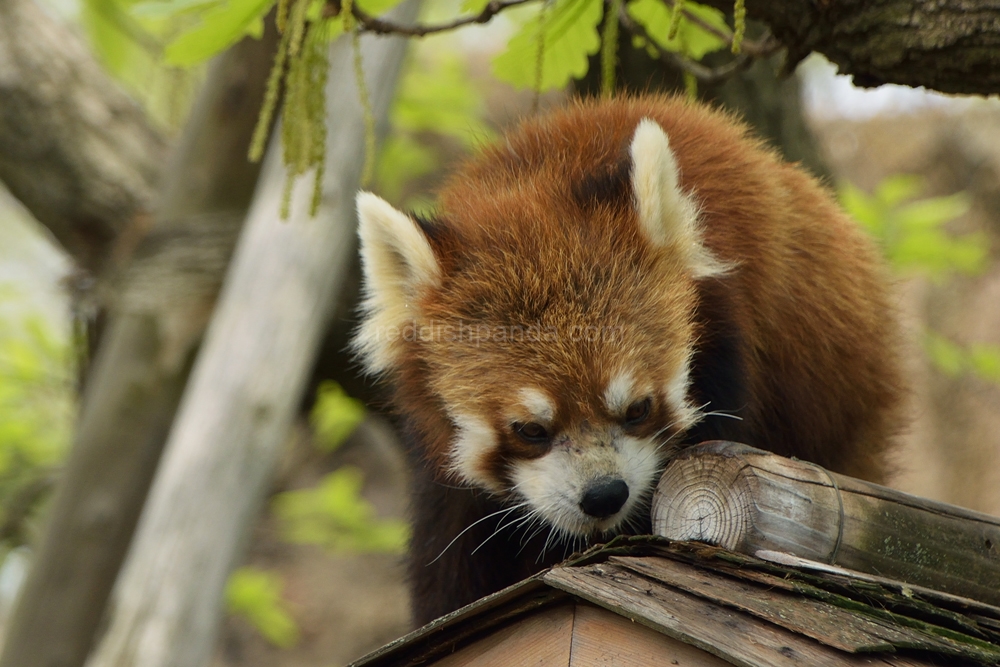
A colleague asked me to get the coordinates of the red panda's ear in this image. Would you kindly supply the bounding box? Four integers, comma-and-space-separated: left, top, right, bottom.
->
630, 119, 727, 278
354, 192, 441, 374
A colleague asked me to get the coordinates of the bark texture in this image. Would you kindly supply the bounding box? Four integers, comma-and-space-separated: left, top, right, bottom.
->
85, 6, 417, 665
0, 26, 278, 667
0, 0, 164, 275
702, 0, 1000, 95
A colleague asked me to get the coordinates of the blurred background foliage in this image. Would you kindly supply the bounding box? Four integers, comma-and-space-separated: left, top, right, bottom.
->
0, 0, 998, 655
839, 176, 1000, 384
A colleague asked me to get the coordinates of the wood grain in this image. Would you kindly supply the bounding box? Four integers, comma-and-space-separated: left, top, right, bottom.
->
569, 603, 732, 667
434, 604, 574, 667
544, 562, 931, 667
652, 442, 1000, 606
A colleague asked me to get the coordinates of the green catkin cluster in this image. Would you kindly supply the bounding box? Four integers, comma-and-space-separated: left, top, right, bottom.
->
248, 0, 336, 218
342, 0, 377, 187
731, 0, 745, 54
667, 0, 684, 40
600, 0, 621, 99
279, 8, 330, 218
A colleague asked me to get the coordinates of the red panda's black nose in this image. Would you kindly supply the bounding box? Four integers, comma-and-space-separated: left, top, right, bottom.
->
579, 477, 629, 518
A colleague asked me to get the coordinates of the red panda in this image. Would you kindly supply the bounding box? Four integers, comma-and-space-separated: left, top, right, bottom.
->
353, 95, 904, 626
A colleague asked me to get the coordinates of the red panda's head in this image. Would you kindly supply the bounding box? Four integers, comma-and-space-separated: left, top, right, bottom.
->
354, 113, 727, 539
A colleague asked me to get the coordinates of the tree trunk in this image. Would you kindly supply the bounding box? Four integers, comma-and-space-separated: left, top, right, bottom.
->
0, 25, 278, 667
0, 0, 164, 276
85, 8, 418, 666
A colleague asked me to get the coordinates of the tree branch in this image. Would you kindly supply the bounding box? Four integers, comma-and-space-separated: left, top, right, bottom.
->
343, 0, 535, 36
695, 0, 1000, 95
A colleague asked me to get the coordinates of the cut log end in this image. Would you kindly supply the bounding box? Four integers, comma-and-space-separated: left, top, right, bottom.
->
651, 444, 757, 551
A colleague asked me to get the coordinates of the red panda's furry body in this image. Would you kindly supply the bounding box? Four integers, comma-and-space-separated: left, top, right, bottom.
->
354, 96, 903, 626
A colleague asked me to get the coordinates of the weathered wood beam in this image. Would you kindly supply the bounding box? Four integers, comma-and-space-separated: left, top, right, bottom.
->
652, 441, 1000, 606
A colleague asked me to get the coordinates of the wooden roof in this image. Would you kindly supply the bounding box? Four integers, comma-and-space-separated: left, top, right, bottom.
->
350, 537, 1000, 667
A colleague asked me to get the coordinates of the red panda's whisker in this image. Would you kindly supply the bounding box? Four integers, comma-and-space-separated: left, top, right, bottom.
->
426, 502, 529, 566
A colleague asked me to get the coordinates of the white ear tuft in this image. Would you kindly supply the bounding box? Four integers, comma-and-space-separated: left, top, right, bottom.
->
354, 192, 441, 374
630, 119, 727, 279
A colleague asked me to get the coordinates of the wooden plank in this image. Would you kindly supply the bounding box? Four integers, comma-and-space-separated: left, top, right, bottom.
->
611, 555, 1000, 663
543, 562, 934, 667
433, 604, 574, 667
610, 555, 898, 653
569, 603, 733, 666
348, 582, 566, 667
652, 441, 1000, 606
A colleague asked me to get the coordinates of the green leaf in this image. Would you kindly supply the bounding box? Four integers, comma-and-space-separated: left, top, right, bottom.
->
492, 0, 603, 91
460, 0, 490, 12
131, 0, 217, 19
310, 382, 365, 451
896, 193, 972, 230
627, 0, 728, 59
164, 0, 276, 66
357, 0, 406, 15
225, 567, 300, 647
273, 467, 409, 553
841, 176, 987, 278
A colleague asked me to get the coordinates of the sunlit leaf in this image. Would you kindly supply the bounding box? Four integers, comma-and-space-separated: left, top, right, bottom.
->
627, 0, 727, 59
164, 0, 276, 66
492, 0, 603, 91
357, 0, 406, 15
460, 0, 490, 12
131, 0, 217, 19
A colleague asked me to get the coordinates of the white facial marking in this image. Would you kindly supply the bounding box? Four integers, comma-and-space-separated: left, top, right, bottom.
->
510, 434, 662, 538
603, 370, 636, 414
448, 413, 503, 493
519, 387, 555, 423
665, 352, 701, 430
630, 119, 729, 279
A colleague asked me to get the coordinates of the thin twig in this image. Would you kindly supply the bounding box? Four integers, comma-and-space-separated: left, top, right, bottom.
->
339, 0, 540, 37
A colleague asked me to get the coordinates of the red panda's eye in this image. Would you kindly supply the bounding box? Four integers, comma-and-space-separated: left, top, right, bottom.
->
624, 398, 652, 426
513, 422, 550, 444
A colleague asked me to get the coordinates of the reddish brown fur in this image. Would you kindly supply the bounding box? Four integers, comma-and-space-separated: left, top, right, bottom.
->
374, 95, 904, 625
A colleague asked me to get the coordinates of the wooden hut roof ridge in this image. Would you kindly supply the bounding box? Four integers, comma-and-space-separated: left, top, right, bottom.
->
349, 537, 1000, 667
